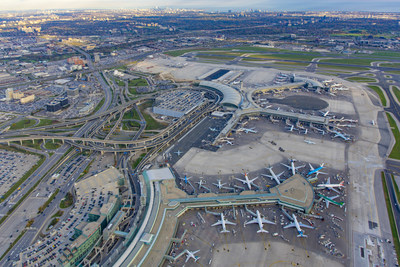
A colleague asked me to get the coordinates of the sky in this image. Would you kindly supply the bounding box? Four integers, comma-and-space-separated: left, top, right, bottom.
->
1, 0, 400, 12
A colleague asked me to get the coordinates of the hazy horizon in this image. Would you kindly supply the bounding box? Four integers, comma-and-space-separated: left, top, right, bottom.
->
1, 0, 400, 13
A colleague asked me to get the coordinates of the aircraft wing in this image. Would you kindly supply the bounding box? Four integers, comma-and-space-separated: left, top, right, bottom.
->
261, 174, 273, 179
234, 178, 246, 184
295, 164, 306, 170
283, 222, 296, 229
309, 163, 314, 170
250, 177, 258, 182
330, 195, 339, 200
299, 223, 314, 229
277, 171, 285, 178
325, 200, 330, 209
211, 220, 222, 227
225, 220, 236, 225
331, 188, 340, 194
281, 163, 291, 169
327, 177, 331, 184
245, 218, 258, 225
186, 255, 190, 263
193, 250, 200, 254
261, 218, 275, 225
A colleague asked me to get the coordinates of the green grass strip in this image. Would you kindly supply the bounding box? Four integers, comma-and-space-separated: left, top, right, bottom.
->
10, 119, 36, 130
392, 86, 400, 104
386, 113, 400, 160
381, 172, 400, 263
38, 188, 59, 214
368, 85, 387, 107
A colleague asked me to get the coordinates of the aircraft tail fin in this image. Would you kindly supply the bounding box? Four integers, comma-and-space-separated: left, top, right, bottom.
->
257, 229, 269, 233
297, 232, 307, 238
339, 181, 345, 186
221, 229, 230, 233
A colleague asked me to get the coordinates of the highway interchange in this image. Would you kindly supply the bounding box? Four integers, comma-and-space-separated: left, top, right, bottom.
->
0, 44, 399, 267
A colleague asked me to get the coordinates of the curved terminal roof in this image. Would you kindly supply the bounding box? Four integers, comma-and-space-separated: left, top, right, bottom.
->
199, 81, 242, 108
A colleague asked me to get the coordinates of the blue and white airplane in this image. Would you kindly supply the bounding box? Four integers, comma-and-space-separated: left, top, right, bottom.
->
307, 163, 327, 177
239, 127, 258, 134
174, 150, 183, 156
284, 214, 314, 238
180, 175, 191, 184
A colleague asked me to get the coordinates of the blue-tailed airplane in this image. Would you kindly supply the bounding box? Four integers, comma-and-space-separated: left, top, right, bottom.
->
284, 214, 314, 238
184, 249, 200, 262
180, 175, 191, 184
307, 163, 327, 177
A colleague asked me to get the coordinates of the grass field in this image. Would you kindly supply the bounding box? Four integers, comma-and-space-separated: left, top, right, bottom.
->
44, 140, 62, 150
317, 64, 369, 71
346, 76, 377, 83
246, 53, 316, 62
10, 119, 36, 130
386, 113, 400, 160
36, 119, 58, 127
129, 78, 148, 87
123, 109, 141, 120
60, 192, 74, 209
122, 121, 141, 131
380, 62, 400, 68
319, 58, 376, 66
139, 101, 168, 130
381, 172, 400, 263
132, 153, 146, 169
368, 85, 387, 107
164, 48, 208, 57
13, 139, 43, 150
392, 86, 400, 104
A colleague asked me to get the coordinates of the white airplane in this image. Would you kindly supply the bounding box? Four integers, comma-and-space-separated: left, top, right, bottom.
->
285, 125, 297, 132
308, 163, 327, 177
316, 177, 345, 193
300, 129, 308, 135
184, 249, 200, 262
245, 210, 275, 233
209, 127, 217, 132
234, 172, 258, 190
371, 120, 376, 126
239, 127, 258, 134
180, 175, 192, 184
213, 179, 227, 189
196, 179, 206, 189
281, 159, 305, 176
304, 139, 315, 145
284, 214, 314, 238
262, 167, 284, 184
321, 110, 330, 117
212, 213, 236, 233
174, 150, 183, 156
226, 140, 234, 145
332, 130, 350, 141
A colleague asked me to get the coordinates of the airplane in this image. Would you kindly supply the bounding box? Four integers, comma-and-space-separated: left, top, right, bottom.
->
225, 140, 234, 146
174, 150, 183, 156
264, 105, 272, 109
184, 249, 200, 262
321, 110, 330, 117
196, 179, 206, 189
307, 163, 327, 177
180, 175, 191, 184
281, 159, 305, 176
318, 193, 344, 208
332, 130, 350, 141
262, 167, 284, 184
245, 210, 275, 233
371, 120, 376, 126
209, 127, 218, 132
316, 177, 345, 194
213, 179, 227, 189
285, 125, 297, 132
239, 127, 258, 134
212, 213, 236, 233
304, 140, 315, 145
234, 172, 258, 190
284, 213, 315, 238
300, 129, 308, 135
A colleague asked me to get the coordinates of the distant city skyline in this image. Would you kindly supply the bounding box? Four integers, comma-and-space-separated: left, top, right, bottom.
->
1, 0, 400, 12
